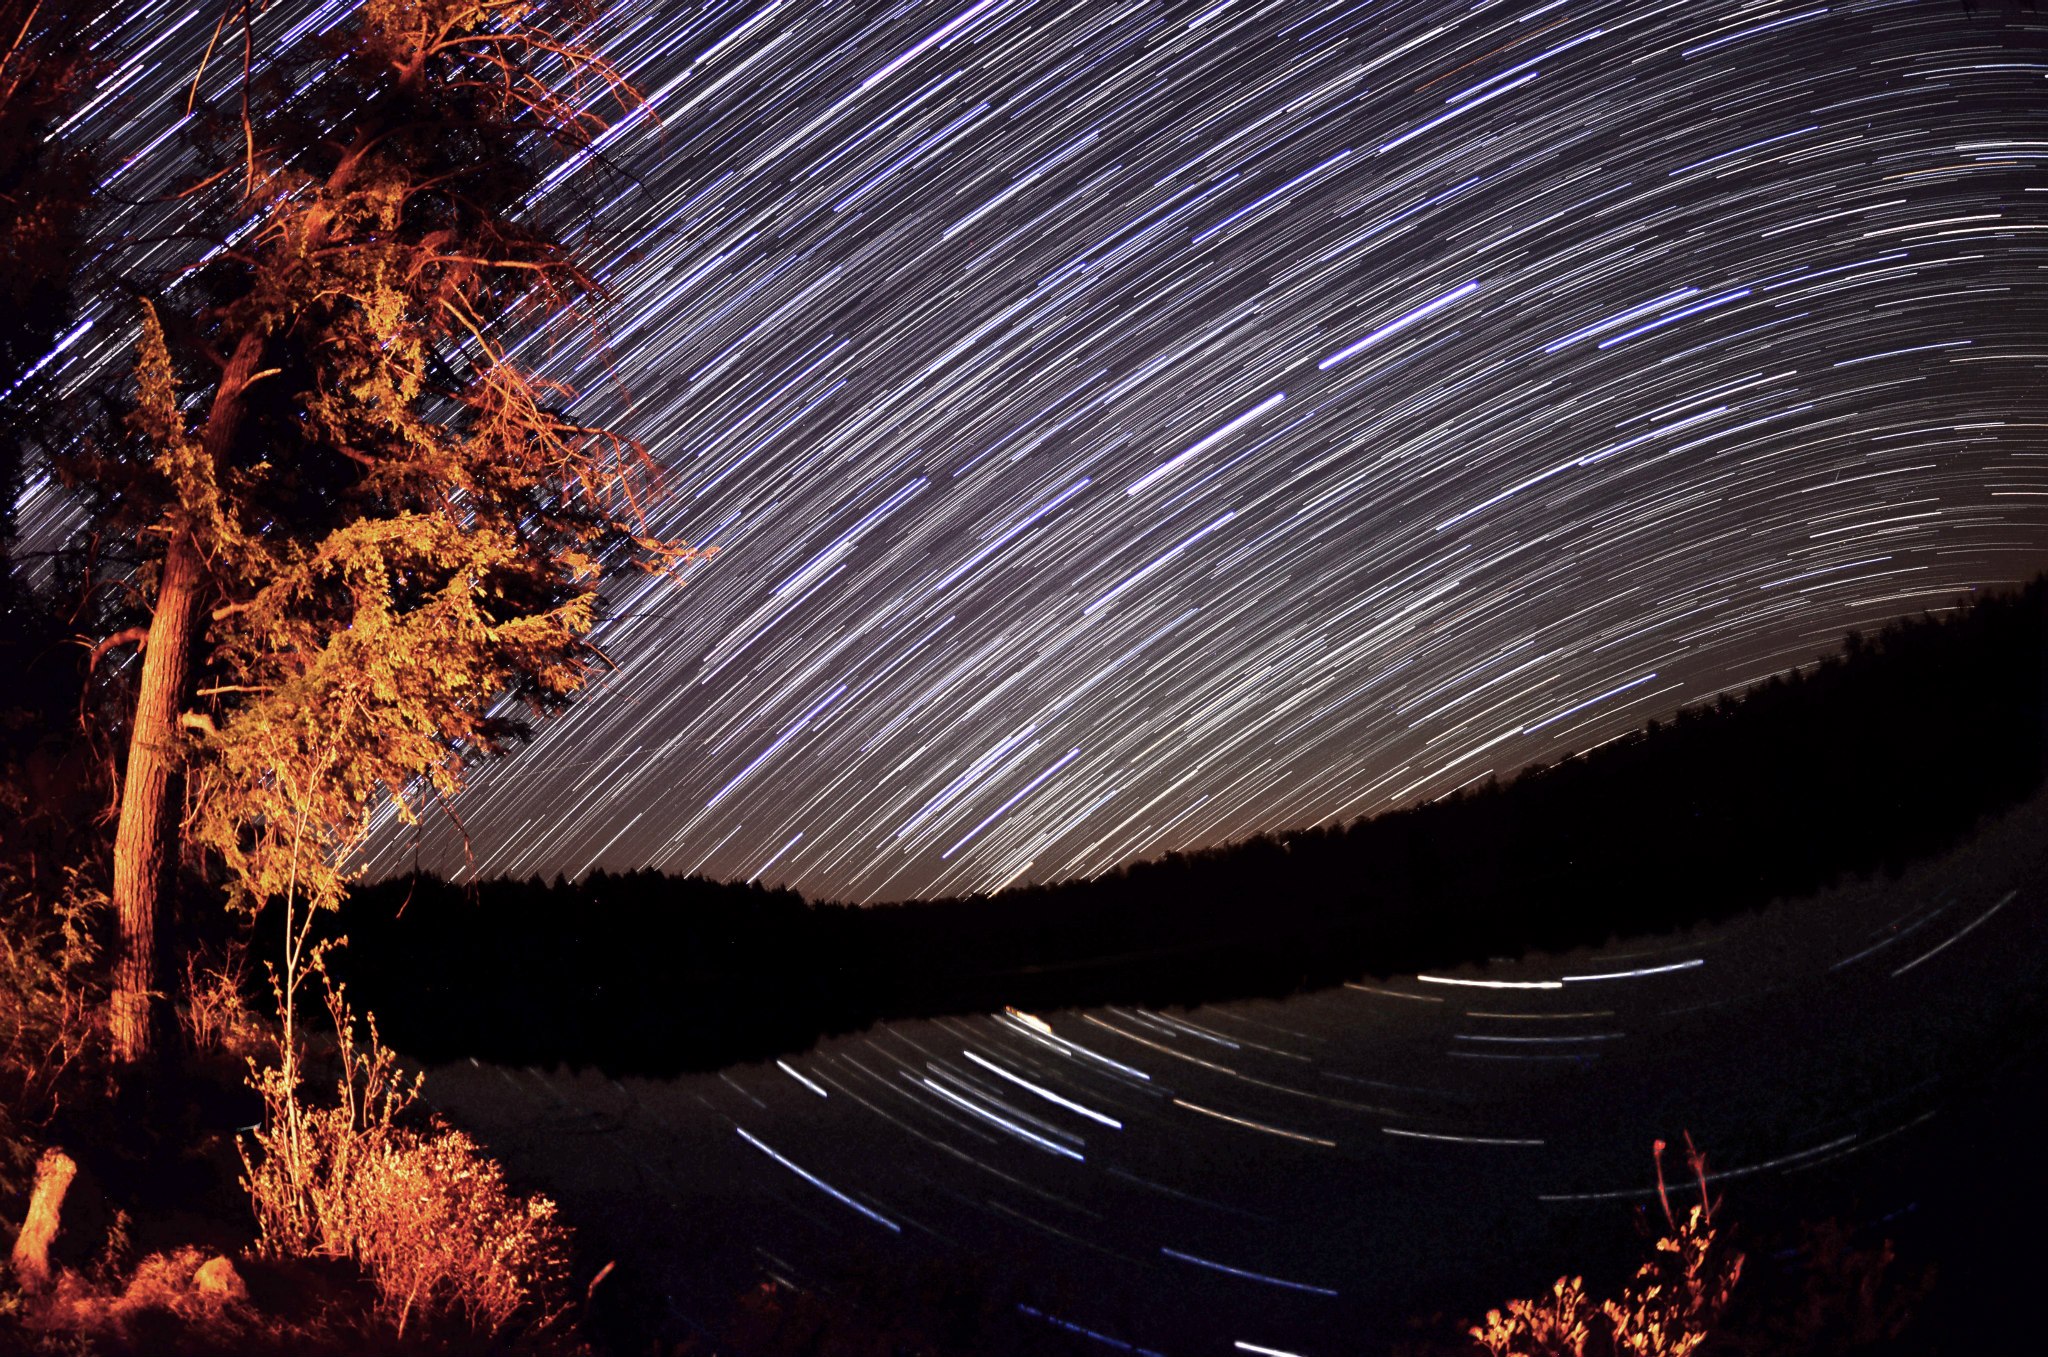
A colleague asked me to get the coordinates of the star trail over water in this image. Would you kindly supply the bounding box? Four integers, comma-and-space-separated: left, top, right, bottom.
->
25, 0, 2048, 900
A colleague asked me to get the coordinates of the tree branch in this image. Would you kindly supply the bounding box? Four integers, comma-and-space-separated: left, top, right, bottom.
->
83, 626, 147, 673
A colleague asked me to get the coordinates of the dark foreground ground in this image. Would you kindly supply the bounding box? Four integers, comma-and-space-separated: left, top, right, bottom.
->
417, 784, 2048, 1356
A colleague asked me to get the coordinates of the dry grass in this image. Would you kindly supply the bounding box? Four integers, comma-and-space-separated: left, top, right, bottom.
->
23, 1246, 242, 1354
18, 1243, 428, 1356
1471, 1136, 1744, 1357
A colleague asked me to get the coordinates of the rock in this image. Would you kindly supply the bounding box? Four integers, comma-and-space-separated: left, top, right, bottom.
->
192, 1255, 248, 1302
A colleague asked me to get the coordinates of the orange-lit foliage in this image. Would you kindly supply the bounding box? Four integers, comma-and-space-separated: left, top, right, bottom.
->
175, 942, 260, 1058
0, 865, 99, 1196
1471, 1275, 1597, 1357
124, 7, 702, 926
90, 0, 704, 1061
1471, 1136, 1744, 1357
27, 1245, 258, 1353
240, 958, 571, 1340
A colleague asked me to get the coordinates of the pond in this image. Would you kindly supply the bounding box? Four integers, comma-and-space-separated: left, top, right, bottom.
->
420, 791, 2048, 1355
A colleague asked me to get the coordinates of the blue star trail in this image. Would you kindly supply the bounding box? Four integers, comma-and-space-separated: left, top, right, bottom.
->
17, 0, 2047, 901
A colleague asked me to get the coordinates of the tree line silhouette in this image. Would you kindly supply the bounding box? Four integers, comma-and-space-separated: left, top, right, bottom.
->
328, 579, 2047, 1076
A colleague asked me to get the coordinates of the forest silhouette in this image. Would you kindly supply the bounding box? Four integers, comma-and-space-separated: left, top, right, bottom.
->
330, 578, 2047, 1076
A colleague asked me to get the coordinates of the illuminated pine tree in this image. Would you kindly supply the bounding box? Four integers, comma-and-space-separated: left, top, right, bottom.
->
92, 0, 696, 1063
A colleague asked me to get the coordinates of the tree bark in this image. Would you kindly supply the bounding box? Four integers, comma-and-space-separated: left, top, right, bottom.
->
107, 327, 264, 1066
107, 533, 206, 1065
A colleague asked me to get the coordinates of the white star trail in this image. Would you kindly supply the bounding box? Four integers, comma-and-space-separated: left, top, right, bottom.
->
15, 0, 2046, 901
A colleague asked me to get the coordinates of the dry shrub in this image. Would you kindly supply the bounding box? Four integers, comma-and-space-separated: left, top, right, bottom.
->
240, 963, 572, 1341
1471, 1275, 1598, 1357
1472, 1136, 1744, 1357
0, 866, 102, 1197
339, 1124, 572, 1340
176, 944, 261, 1059
1771, 1219, 1925, 1349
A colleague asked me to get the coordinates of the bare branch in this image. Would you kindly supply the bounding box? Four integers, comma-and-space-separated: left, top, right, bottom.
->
82, 626, 147, 673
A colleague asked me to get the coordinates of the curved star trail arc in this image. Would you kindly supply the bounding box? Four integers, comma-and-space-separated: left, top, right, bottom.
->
20, 0, 2048, 901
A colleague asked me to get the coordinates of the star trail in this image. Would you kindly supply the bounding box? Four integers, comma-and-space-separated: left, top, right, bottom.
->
19, 0, 2048, 902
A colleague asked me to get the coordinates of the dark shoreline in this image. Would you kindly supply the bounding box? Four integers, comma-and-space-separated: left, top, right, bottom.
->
327, 579, 2047, 1077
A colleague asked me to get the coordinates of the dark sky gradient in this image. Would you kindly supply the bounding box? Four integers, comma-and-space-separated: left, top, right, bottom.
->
22, 0, 2048, 901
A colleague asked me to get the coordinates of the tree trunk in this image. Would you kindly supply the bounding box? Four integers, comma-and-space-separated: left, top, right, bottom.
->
107, 534, 206, 1065
107, 327, 264, 1066
9, 1148, 76, 1293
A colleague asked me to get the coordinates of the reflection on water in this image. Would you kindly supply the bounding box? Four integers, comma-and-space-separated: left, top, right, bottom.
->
424, 793, 2048, 1354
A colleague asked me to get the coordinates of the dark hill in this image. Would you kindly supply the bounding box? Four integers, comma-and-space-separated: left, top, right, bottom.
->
330, 578, 2047, 1075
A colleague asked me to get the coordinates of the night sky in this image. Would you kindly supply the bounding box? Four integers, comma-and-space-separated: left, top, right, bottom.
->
25, 0, 2048, 902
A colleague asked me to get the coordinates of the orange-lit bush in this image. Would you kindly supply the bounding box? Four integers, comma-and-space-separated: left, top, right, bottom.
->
240, 965, 572, 1340
0, 864, 101, 1198
1472, 1136, 1743, 1357
176, 943, 262, 1059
